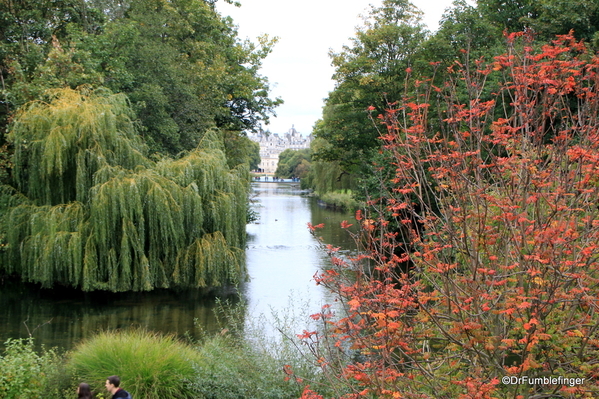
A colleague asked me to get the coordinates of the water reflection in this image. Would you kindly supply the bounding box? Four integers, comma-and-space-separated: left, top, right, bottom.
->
242, 182, 355, 331
0, 280, 233, 349
0, 182, 355, 350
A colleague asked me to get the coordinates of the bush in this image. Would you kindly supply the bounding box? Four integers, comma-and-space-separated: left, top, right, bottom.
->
318, 190, 359, 211
187, 299, 335, 399
189, 334, 299, 399
0, 338, 64, 399
300, 32, 599, 398
69, 329, 201, 399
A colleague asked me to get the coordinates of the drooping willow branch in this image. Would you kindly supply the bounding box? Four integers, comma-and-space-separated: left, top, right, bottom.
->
2, 87, 248, 291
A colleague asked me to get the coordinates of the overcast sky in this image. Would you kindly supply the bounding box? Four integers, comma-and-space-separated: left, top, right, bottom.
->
216, 0, 458, 136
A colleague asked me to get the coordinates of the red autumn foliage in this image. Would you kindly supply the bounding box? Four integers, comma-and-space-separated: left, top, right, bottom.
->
297, 32, 599, 399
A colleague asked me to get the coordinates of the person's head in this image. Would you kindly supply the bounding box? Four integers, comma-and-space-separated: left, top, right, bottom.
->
105, 376, 120, 394
77, 383, 92, 399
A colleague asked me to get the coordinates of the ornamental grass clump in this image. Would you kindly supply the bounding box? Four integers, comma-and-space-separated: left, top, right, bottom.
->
69, 329, 200, 399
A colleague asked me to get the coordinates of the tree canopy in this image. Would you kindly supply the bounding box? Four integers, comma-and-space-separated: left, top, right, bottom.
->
2, 87, 248, 291
308, 0, 599, 198
274, 148, 311, 179
0, 0, 281, 155
313, 0, 426, 172
0, 0, 283, 291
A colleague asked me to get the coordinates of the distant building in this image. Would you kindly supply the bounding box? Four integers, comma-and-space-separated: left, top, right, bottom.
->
250, 126, 312, 174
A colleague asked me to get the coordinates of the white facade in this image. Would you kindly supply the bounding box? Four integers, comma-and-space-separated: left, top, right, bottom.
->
250, 126, 312, 174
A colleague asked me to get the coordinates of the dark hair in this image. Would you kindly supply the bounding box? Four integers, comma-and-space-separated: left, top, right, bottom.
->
107, 375, 120, 388
78, 383, 93, 399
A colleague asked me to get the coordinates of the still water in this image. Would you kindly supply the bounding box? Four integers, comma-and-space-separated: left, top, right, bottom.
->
0, 182, 355, 350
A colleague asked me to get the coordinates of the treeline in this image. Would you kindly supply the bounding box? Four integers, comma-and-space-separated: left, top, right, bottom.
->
0, 0, 277, 158
299, 0, 599, 205
0, 0, 280, 291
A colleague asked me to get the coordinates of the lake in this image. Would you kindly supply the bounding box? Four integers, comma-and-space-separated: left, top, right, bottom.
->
0, 182, 355, 350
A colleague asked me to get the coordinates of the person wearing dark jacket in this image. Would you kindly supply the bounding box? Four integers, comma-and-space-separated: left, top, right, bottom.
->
105, 376, 132, 399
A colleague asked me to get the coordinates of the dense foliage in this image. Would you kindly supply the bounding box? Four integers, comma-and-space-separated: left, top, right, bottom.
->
1, 87, 248, 291
0, 338, 65, 399
308, 0, 599, 199
0, 0, 281, 292
297, 32, 599, 399
275, 148, 311, 179
313, 0, 426, 174
0, 0, 280, 155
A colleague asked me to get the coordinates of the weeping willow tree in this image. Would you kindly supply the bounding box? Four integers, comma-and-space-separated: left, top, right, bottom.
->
2, 87, 249, 291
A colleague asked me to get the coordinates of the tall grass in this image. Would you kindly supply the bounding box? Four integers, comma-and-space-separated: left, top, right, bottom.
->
68, 329, 200, 399
187, 298, 338, 399
191, 333, 304, 399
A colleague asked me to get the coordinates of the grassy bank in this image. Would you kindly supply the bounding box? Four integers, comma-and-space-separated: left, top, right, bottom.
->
0, 303, 334, 399
316, 190, 360, 212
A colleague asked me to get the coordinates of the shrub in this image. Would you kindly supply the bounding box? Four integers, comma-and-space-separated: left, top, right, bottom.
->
188, 299, 334, 399
319, 190, 359, 211
68, 329, 200, 399
300, 32, 599, 398
190, 334, 298, 399
0, 338, 63, 399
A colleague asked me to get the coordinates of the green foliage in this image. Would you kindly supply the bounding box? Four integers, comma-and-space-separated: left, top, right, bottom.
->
223, 130, 261, 170
0, 338, 62, 399
2, 87, 248, 291
191, 334, 301, 399
0, 0, 106, 137
275, 148, 311, 179
9, 86, 148, 205
69, 329, 200, 399
306, 161, 356, 198
0, 0, 281, 156
318, 191, 359, 212
247, 139, 261, 171
301, 137, 355, 194
0, 145, 11, 184
421, 0, 503, 66
93, 0, 281, 154
188, 298, 337, 399
314, 0, 427, 170
479, 0, 599, 41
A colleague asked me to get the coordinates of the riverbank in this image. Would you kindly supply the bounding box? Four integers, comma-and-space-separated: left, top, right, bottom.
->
0, 310, 338, 399
0, 183, 358, 399
312, 189, 360, 212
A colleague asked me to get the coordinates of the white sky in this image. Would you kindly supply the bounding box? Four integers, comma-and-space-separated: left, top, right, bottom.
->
216, 0, 458, 136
